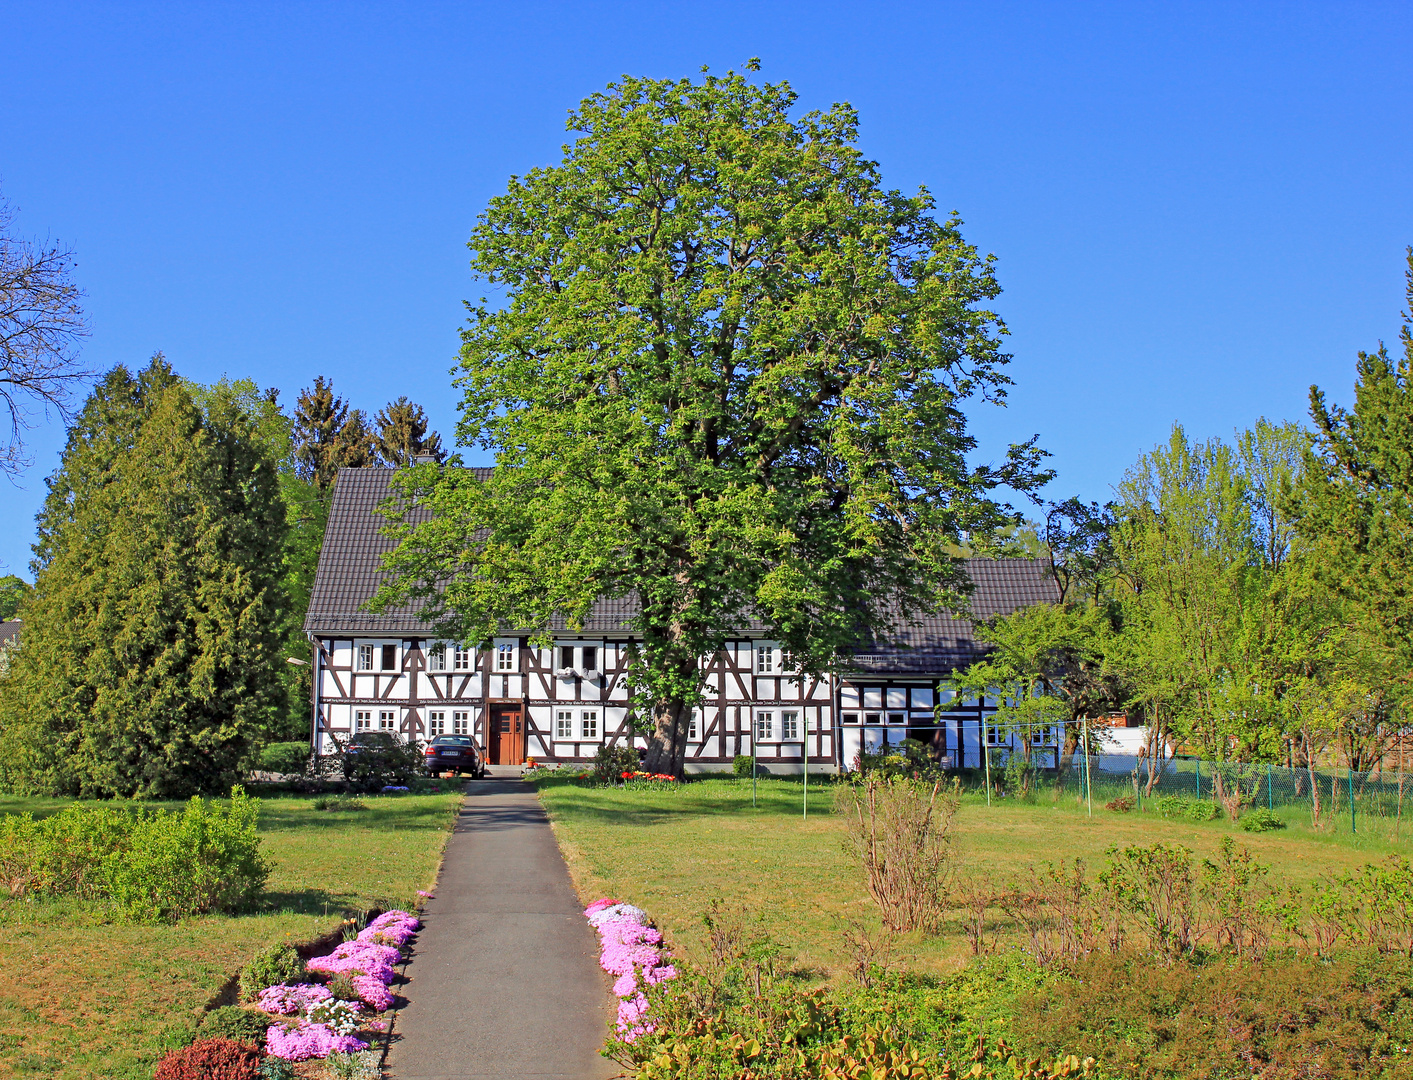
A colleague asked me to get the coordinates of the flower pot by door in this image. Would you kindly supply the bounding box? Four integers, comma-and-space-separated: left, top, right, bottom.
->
488, 705, 524, 765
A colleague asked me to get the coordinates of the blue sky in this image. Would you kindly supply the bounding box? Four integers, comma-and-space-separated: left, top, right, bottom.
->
2, 2, 1410, 577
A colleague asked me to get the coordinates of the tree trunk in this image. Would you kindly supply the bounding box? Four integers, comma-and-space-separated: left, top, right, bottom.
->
644, 698, 690, 777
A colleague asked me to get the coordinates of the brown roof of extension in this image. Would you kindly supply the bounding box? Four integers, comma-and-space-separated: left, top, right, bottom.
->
302, 467, 1059, 676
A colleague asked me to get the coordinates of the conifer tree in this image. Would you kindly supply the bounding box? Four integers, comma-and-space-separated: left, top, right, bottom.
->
292, 376, 376, 490
1303, 249, 1413, 676
0, 356, 289, 796
373, 396, 444, 466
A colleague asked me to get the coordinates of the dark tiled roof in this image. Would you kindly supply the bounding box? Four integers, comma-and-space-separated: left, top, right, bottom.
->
303, 467, 1060, 674
845, 559, 1059, 676
0, 620, 19, 648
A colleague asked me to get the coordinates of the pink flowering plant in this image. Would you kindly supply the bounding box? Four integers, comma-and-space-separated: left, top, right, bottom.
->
255, 908, 421, 1059
583, 898, 677, 1040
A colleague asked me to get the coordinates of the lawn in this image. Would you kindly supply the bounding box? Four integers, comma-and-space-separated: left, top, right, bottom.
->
534, 774, 1413, 977
0, 790, 461, 1080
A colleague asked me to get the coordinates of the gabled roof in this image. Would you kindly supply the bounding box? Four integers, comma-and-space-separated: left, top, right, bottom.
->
303, 467, 1059, 674
0, 619, 19, 649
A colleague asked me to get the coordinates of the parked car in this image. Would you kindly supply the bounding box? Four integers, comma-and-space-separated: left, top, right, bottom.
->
424, 735, 485, 778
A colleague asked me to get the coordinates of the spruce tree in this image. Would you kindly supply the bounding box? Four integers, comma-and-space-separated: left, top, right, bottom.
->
292, 376, 376, 490
1303, 249, 1413, 674
373, 396, 444, 465
0, 356, 289, 796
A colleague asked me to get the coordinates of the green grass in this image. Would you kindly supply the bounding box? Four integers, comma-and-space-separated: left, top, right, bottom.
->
533, 774, 1413, 978
0, 791, 460, 1080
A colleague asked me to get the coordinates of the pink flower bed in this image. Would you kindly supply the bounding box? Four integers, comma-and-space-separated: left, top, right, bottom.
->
266, 1022, 368, 1060
583, 898, 676, 1040
256, 908, 422, 1058
257, 983, 332, 1015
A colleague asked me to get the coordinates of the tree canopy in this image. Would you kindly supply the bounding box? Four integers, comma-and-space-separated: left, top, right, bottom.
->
374, 68, 1049, 774
0, 357, 289, 796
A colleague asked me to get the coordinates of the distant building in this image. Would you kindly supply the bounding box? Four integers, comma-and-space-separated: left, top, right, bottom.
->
303, 468, 1060, 771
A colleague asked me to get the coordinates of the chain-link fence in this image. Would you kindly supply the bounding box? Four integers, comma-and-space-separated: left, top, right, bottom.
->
1017, 752, 1413, 833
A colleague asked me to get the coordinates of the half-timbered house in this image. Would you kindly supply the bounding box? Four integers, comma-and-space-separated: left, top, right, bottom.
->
302, 468, 1060, 771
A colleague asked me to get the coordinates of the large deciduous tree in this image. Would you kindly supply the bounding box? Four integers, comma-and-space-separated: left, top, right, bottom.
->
0, 193, 92, 474
374, 69, 1048, 775
0, 356, 289, 796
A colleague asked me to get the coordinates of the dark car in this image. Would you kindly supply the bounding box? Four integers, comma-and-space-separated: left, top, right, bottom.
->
424, 735, 485, 778
342, 731, 401, 779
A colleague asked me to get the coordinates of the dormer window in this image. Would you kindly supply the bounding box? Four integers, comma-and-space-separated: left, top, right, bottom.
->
357, 645, 374, 671
380, 644, 397, 671
581, 646, 597, 673
757, 644, 776, 674
428, 642, 446, 671
454, 645, 472, 671
496, 642, 515, 671
559, 646, 575, 670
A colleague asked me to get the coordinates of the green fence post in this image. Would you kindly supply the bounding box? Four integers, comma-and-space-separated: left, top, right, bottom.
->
1268, 764, 1273, 811
1196, 758, 1201, 800
1349, 767, 1356, 834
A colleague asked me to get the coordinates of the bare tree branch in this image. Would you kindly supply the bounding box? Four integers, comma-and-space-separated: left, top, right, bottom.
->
0, 194, 93, 475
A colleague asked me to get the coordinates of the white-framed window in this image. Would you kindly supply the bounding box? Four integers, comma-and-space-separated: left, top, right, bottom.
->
558, 645, 575, 671
428, 710, 446, 736
781, 648, 794, 671
556, 710, 573, 739
427, 642, 447, 672
986, 725, 1005, 746
887, 711, 906, 726
454, 645, 472, 671
453, 710, 469, 736
496, 642, 515, 671
355, 709, 372, 730
581, 645, 598, 673
781, 710, 800, 741
756, 711, 774, 741
378, 709, 397, 731
1032, 725, 1054, 746
357, 645, 374, 671
864, 712, 881, 725
379, 644, 398, 671
757, 644, 776, 674
841, 712, 860, 725
581, 710, 599, 738
688, 709, 699, 741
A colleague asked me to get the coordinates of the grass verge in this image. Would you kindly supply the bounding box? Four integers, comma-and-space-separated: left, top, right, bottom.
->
0, 790, 460, 1080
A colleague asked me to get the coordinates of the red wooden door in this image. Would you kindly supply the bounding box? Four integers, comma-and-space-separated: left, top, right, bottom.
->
489, 707, 524, 765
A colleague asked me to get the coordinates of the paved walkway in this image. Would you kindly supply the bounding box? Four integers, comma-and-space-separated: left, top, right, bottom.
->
387, 774, 616, 1080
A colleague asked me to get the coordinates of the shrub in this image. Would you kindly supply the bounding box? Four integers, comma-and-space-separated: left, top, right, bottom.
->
258, 742, 310, 775
1241, 808, 1286, 832
836, 776, 959, 932
199, 1006, 269, 1044
1099, 842, 1197, 960
592, 744, 640, 785
0, 788, 269, 921
101, 787, 270, 921
342, 739, 425, 792
257, 1060, 296, 1080
1106, 796, 1135, 813
1186, 799, 1222, 822
324, 1052, 382, 1080
239, 943, 305, 1003
153, 1037, 262, 1080
732, 754, 754, 777
1012, 952, 1413, 1080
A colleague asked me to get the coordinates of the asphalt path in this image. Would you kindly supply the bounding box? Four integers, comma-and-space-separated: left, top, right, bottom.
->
386, 773, 616, 1079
